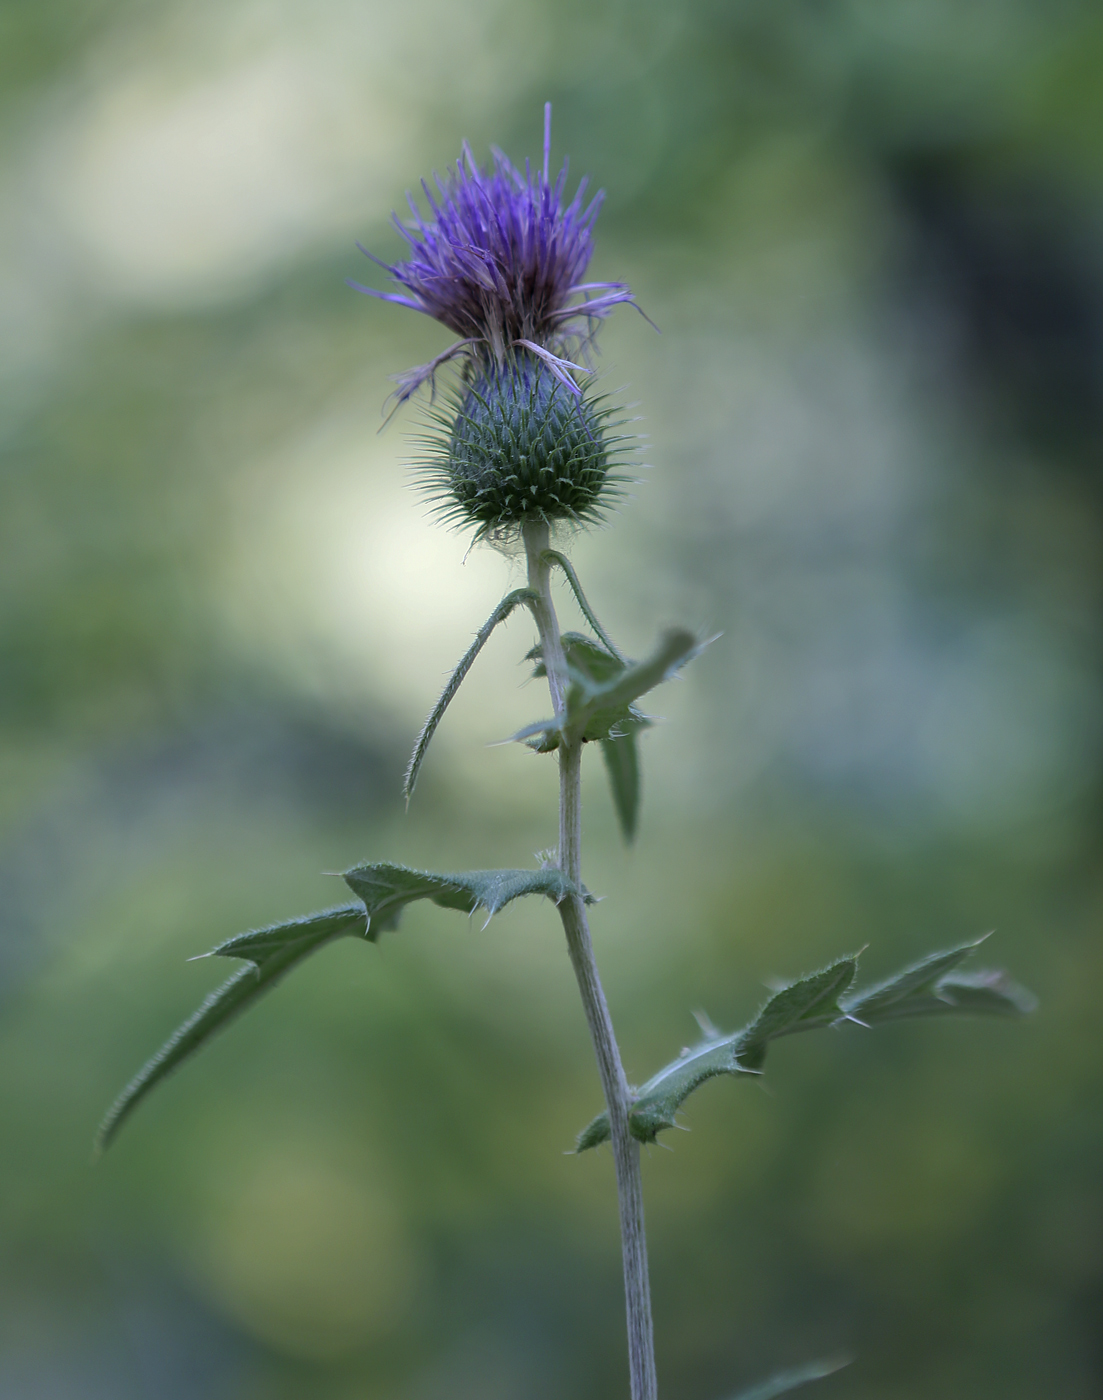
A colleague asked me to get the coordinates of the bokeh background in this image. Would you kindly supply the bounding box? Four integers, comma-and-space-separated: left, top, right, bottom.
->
2, 0, 1102, 1396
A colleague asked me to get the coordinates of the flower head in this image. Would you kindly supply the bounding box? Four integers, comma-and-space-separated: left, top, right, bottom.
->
352, 104, 643, 403
354, 107, 644, 541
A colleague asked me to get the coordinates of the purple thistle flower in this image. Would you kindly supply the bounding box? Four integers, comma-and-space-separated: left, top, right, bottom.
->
352, 105, 646, 405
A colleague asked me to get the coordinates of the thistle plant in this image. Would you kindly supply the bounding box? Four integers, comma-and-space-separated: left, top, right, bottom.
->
98, 108, 1036, 1400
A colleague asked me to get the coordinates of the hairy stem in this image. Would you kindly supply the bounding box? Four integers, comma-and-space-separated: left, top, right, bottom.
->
522, 521, 658, 1400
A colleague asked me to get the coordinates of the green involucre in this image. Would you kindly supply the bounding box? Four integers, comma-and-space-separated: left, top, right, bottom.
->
413, 354, 636, 539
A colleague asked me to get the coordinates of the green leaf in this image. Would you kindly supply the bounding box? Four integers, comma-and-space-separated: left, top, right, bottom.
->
601, 724, 643, 843
404, 587, 537, 800
530, 633, 650, 840
577, 940, 1034, 1151
519, 626, 699, 750
582, 957, 857, 1147
342, 861, 592, 928
541, 549, 626, 662
528, 632, 648, 727
96, 902, 367, 1153
846, 965, 1037, 1023
572, 626, 699, 733
740, 957, 858, 1066
727, 1357, 850, 1400
99, 861, 589, 1153
840, 936, 1036, 1023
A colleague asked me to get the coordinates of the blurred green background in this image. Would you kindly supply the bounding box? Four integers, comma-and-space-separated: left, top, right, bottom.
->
2, 0, 1102, 1396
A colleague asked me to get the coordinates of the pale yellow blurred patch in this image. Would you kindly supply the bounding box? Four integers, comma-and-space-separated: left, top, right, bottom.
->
189, 1145, 421, 1359
218, 408, 525, 719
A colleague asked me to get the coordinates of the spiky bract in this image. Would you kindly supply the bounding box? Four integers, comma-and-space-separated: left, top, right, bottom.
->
413, 354, 635, 541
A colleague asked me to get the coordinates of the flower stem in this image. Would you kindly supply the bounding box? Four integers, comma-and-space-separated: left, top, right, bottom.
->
522, 521, 658, 1400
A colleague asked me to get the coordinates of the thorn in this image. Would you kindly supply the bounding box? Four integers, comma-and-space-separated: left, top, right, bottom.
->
692, 1008, 722, 1039
841, 1013, 870, 1028
186, 952, 212, 962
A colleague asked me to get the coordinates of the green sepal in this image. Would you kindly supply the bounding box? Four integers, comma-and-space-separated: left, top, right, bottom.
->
342, 861, 593, 930
96, 902, 367, 1153
576, 940, 1034, 1151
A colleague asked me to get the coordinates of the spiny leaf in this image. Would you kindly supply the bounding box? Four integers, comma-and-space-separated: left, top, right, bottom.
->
577, 940, 1034, 1150
588, 957, 856, 1147
99, 863, 588, 1152
740, 957, 858, 1066
342, 861, 592, 927
404, 587, 537, 800
96, 902, 367, 1153
726, 1357, 850, 1400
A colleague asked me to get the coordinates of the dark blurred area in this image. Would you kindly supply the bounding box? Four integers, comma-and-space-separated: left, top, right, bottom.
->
2, 0, 1102, 1396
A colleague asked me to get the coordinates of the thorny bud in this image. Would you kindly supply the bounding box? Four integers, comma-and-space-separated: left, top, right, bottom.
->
415, 352, 634, 539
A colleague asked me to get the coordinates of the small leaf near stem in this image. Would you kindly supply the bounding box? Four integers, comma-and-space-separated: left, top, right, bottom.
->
404, 587, 537, 800
577, 938, 1036, 1150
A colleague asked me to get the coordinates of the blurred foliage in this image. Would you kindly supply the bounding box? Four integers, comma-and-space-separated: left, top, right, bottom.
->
2, 0, 1103, 1397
